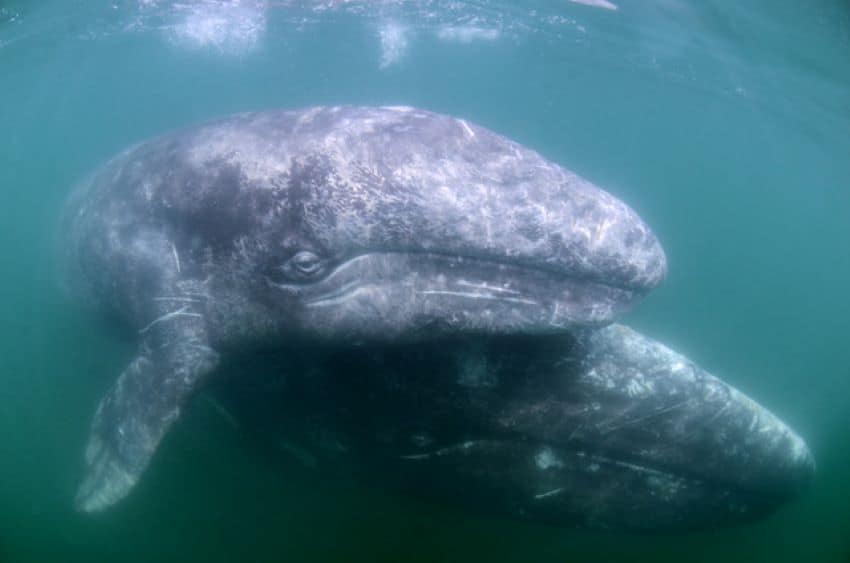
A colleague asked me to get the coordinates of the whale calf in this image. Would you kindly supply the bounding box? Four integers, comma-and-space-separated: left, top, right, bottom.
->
212, 324, 814, 531
64, 106, 666, 511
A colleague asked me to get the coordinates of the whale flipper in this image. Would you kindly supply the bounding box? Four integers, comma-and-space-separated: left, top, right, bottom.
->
75, 316, 219, 512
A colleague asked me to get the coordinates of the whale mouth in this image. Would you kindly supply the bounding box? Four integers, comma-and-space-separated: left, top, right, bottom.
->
271, 252, 646, 338
363, 384, 814, 531
303, 271, 546, 309
389, 436, 813, 531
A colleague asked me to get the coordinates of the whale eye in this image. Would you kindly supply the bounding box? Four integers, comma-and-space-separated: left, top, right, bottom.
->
283, 250, 325, 280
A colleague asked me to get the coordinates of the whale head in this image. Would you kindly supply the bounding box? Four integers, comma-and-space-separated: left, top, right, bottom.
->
72, 106, 666, 343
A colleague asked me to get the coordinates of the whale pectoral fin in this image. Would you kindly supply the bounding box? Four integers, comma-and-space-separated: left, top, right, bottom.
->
75, 317, 219, 512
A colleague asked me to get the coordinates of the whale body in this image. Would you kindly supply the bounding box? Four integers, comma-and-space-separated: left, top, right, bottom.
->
64, 106, 666, 511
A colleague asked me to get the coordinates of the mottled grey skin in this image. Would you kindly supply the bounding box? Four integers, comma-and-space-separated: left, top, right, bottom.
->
214, 324, 814, 531
64, 106, 666, 511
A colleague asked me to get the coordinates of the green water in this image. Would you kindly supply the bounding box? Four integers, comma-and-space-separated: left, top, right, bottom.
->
1, 1, 849, 561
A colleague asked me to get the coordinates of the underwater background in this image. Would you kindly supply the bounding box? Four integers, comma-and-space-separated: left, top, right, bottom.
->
1, 0, 849, 561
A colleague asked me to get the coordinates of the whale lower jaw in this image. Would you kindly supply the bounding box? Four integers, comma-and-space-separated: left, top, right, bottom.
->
388, 438, 809, 531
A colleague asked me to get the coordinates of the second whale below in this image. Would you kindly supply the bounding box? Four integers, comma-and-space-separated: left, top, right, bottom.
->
211, 323, 814, 532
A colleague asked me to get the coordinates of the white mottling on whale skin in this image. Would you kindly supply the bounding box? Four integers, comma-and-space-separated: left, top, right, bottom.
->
535, 447, 565, 470
624, 373, 656, 398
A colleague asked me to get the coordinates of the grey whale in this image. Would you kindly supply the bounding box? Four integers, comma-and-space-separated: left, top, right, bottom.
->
64, 106, 666, 512
210, 324, 814, 532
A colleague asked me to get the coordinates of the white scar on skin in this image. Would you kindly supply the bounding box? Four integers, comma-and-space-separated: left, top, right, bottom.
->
138, 306, 203, 334
456, 280, 522, 295
171, 242, 181, 273
400, 441, 478, 460
458, 119, 476, 138
419, 290, 539, 306
153, 297, 203, 303
534, 487, 565, 500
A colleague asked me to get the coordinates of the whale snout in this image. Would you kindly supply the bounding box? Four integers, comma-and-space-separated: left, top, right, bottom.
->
439, 327, 816, 530
550, 189, 668, 293
685, 392, 815, 526
380, 326, 815, 531
537, 325, 816, 530
460, 170, 669, 294
745, 423, 815, 506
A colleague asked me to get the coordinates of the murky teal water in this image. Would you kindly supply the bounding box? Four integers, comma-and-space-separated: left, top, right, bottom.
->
2, 1, 849, 561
